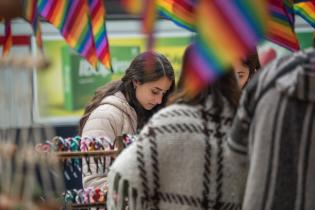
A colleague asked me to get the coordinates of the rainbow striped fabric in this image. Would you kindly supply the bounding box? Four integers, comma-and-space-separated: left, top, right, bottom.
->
121, 0, 143, 14
182, 0, 268, 94
294, 1, 315, 28
38, 0, 98, 67
2, 20, 12, 56
120, 0, 157, 50
88, 0, 112, 71
153, 0, 306, 52
24, 0, 43, 51
266, 0, 300, 51
142, 0, 157, 50
157, 0, 196, 32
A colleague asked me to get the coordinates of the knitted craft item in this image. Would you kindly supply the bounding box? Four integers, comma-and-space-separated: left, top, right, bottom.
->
107, 96, 247, 210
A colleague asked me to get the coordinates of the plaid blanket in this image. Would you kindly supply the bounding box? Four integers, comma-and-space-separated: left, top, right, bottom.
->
107, 96, 247, 210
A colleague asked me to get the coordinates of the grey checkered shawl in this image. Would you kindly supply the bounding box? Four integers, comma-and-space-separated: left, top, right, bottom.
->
229, 48, 315, 210
107, 96, 247, 210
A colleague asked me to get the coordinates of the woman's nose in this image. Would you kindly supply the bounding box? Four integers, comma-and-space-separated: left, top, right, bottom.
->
155, 94, 163, 104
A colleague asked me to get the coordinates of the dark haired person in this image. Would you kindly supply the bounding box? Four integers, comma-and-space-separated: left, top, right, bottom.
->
106, 45, 247, 210
229, 47, 315, 210
79, 51, 175, 189
233, 51, 261, 89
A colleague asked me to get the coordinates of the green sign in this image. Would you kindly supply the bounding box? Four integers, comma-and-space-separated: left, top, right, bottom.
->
61, 46, 139, 111
296, 31, 314, 49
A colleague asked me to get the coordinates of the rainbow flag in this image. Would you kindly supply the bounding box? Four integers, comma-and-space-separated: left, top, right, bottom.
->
154, 0, 301, 52
2, 20, 13, 56
157, 0, 196, 32
141, 0, 157, 51
266, 0, 300, 51
121, 0, 143, 14
120, 0, 156, 50
294, 1, 315, 28
38, 0, 98, 67
23, 0, 43, 51
88, 0, 112, 71
142, 0, 156, 34
182, 0, 268, 94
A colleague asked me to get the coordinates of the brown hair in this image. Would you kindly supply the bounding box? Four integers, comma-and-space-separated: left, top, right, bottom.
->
241, 50, 261, 87
169, 45, 241, 113
78, 51, 175, 135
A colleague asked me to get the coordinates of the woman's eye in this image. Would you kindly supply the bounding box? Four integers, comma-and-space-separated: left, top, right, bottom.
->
237, 73, 244, 79
151, 90, 159, 95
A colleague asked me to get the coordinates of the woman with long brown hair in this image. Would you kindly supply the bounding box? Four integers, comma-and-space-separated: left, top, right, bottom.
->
80, 51, 175, 189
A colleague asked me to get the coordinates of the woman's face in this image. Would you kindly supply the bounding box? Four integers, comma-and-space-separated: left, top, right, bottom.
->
233, 61, 250, 88
134, 76, 172, 110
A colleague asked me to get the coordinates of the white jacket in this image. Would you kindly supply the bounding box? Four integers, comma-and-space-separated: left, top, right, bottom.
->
82, 91, 137, 189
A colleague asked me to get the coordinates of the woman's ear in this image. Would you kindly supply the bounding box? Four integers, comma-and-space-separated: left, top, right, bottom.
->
133, 80, 140, 89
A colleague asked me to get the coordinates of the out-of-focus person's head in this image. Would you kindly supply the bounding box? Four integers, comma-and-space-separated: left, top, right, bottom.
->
170, 44, 241, 112
233, 50, 261, 89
